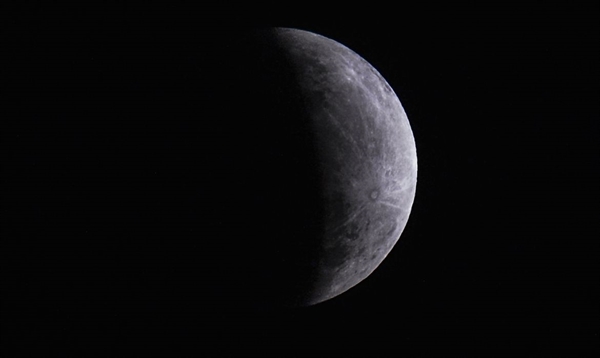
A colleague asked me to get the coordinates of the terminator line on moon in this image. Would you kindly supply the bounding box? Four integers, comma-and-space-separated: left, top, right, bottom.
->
272, 28, 418, 305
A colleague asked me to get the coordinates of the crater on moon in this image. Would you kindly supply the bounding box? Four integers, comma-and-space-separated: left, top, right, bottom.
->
370, 190, 380, 200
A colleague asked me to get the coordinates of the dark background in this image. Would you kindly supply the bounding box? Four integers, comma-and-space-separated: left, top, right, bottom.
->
2, 6, 599, 357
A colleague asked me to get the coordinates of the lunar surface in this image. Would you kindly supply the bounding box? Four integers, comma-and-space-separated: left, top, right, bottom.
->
272, 28, 418, 305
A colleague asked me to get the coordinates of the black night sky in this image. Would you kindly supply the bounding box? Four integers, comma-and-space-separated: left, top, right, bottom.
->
2, 7, 599, 357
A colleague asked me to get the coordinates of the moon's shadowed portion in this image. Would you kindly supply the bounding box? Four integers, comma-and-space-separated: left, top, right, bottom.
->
144, 29, 328, 310
205, 29, 327, 308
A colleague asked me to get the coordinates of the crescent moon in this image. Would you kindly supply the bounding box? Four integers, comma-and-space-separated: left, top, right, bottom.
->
273, 28, 418, 305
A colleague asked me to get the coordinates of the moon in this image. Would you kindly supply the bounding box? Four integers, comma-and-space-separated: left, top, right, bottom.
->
270, 28, 418, 305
